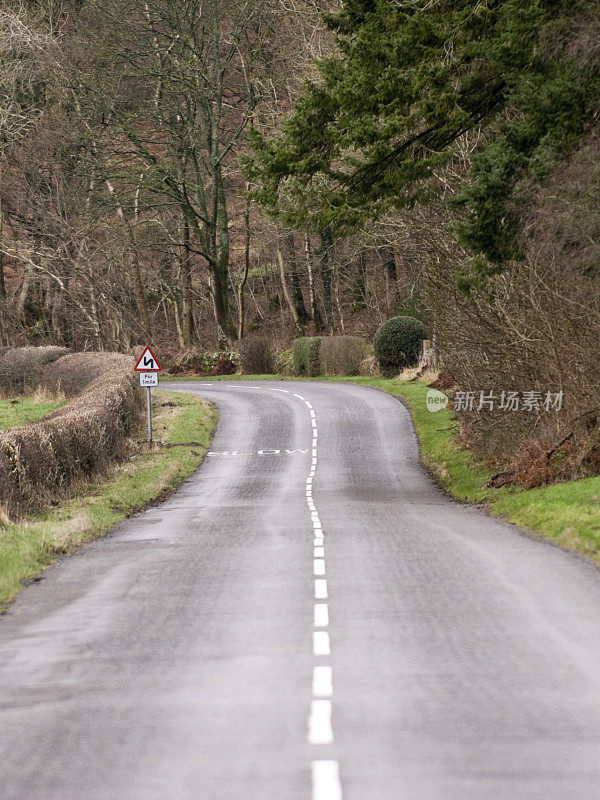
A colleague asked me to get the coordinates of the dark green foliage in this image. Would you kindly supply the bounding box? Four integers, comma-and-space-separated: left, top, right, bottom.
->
373, 316, 427, 375
292, 337, 322, 376
251, 0, 600, 274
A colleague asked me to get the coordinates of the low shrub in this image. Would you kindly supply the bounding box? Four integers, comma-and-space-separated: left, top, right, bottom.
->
0, 346, 69, 396
292, 337, 321, 376
0, 352, 143, 519
212, 355, 237, 375
275, 348, 294, 376
162, 349, 238, 376
162, 349, 207, 375
238, 338, 275, 374
373, 316, 427, 376
359, 355, 381, 377
319, 336, 369, 376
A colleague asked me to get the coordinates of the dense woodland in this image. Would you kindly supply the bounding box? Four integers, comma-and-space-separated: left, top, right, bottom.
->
1, 0, 600, 480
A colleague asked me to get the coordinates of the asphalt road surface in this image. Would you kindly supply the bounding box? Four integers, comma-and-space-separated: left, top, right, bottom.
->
1, 380, 600, 800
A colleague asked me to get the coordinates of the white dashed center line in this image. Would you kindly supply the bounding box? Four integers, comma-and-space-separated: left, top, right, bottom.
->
314, 603, 329, 627
312, 761, 342, 800
312, 666, 333, 697
286, 389, 342, 800
224, 384, 342, 799
309, 700, 334, 744
313, 631, 331, 656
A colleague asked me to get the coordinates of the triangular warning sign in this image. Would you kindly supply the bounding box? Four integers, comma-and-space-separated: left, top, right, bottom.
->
134, 346, 162, 372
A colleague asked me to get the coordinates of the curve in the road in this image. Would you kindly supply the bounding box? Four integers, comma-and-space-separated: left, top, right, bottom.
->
1, 380, 600, 800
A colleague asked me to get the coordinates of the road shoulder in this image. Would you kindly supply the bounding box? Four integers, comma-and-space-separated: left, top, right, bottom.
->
0, 390, 216, 606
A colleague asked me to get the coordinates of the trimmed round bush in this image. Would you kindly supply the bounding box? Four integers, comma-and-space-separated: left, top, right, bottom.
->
373, 316, 427, 376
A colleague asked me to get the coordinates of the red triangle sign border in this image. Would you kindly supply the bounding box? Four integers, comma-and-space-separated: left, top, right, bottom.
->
134, 346, 162, 372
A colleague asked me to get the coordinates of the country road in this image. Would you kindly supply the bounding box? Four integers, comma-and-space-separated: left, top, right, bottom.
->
1, 380, 600, 800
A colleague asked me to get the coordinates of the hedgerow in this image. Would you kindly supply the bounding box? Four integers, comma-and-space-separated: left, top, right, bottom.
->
0, 350, 142, 519
0, 346, 69, 396
292, 337, 321, 376
319, 336, 368, 376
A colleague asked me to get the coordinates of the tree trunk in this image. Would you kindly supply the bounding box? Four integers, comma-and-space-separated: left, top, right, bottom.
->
237, 193, 251, 340
283, 232, 309, 323
304, 233, 323, 330
334, 261, 345, 333
181, 218, 194, 347
353, 251, 368, 310
0, 235, 7, 346
105, 181, 150, 334
87, 269, 103, 350
173, 300, 185, 349
16, 264, 33, 320
0, 163, 9, 346
319, 226, 334, 330
383, 248, 397, 281
213, 163, 236, 346
277, 244, 303, 335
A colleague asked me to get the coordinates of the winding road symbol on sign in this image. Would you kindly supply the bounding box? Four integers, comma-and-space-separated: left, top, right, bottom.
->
134, 346, 161, 372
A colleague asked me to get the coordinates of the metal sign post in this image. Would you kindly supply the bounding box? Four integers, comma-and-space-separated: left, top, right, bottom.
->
134, 348, 162, 444
146, 385, 152, 443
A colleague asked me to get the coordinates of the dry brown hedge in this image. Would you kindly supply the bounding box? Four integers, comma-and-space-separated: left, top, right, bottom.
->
319, 336, 369, 376
0, 346, 70, 396
42, 352, 135, 397
0, 351, 143, 519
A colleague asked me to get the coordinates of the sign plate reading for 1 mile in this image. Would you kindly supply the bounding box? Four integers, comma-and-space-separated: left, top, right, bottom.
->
139, 372, 159, 387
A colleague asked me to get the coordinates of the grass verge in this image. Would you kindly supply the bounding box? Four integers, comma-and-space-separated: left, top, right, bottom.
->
0, 396, 64, 430
0, 391, 216, 606
165, 373, 600, 562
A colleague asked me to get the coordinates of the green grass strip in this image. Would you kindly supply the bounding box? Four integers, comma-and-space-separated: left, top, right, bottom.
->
0, 397, 64, 430
0, 391, 216, 606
